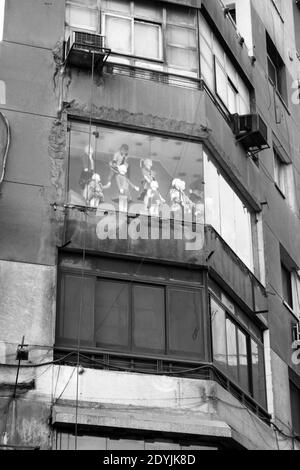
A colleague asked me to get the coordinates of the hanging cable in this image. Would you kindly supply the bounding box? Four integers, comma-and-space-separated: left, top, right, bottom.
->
74, 50, 96, 451
0, 111, 11, 191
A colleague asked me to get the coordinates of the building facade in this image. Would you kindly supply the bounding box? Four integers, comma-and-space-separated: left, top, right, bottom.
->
0, 0, 300, 450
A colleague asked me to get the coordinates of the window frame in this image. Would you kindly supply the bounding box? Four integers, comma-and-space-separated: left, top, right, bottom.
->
102, 11, 164, 62
281, 262, 294, 311
204, 150, 255, 272
65, 0, 199, 77
199, 14, 251, 115
210, 293, 267, 409
266, 32, 286, 100
273, 147, 287, 197
56, 267, 205, 362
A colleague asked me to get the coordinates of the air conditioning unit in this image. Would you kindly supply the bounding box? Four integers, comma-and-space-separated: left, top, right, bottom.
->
65, 31, 111, 70
230, 113, 269, 152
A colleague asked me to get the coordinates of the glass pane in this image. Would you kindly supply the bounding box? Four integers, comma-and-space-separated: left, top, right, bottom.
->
103, 0, 131, 14
166, 25, 197, 48
200, 57, 214, 90
107, 438, 145, 450
219, 176, 236, 251
134, 22, 161, 59
204, 152, 221, 232
226, 59, 238, 89
199, 17, 212, 46
135, 1, 162, 21
133, 285, 165, 352
71, 0, 98, 7
251, 340, 267, 408
167, 5, 196, 27
226, 318, 238, 383
238, 79, 250, 113
215, 60, 228, 107
227, 83, 237, 114
167, 46, 197, 70
214, 40, 225, 68
58, 274, 94, 345
290, 382, 300, 436
66, 5, 98, 31
211, 298, 227, 372
76, 435, 106, 450
95, 280, 129, 348
234, 196, 253, 270
145, 441, 180, 450
68, 123, 204, 223
168, 289, 203, 358
105, 15, 132, 53
281, 264, 293, 308
200, 38, 214, 68
268, 56, 277, 87
237, 329, 250, 392
238, 96, 249, 115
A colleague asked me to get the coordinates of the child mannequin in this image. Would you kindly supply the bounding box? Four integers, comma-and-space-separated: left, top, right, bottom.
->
83, 172, 111, 208
79, 144, 95, 193
138, 158, 156, 201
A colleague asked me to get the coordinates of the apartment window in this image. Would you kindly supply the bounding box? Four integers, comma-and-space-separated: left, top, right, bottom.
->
281, 263, 293, 309
67, 121, 204, 222
266, 32, 286, 99
65, 0, 199, 77
204, 150, 254, 271
0, 0, 4, 41
290, 380, 300, 436
57, 270, 205, 361
199, 15, 250, 115
210, 295, 267, 408
103, 2, 163, 60
273, 147, 287, 196
227, 4, 236, 24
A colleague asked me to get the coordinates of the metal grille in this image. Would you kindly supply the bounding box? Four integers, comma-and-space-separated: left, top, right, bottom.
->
73, 31, 106, 50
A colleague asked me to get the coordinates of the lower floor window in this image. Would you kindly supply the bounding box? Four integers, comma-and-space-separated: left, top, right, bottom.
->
290, 379, 300, 436
210, 295, 267, 409
56, 271, 205, 361
54, 430, 219, 450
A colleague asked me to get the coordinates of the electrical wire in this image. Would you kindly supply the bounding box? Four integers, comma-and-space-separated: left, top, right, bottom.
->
0, 111, 10, 191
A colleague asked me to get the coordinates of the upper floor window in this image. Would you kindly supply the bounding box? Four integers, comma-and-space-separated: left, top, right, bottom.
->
204, 151, 254, 271
266, 32, 286, 100
0, 0, 5, 41
67, 121, 204, 222
199, 14, 250, 115
65, 0, 199, 77
273, 146, 287, 196
281, 262, 293, 310
280, 247, 300, 317
210, 292, 267, 409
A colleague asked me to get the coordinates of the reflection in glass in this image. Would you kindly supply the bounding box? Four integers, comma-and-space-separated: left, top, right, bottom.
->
168, 289, 202, 357
95, 280, 129, 348
204, 151, 253, 271
238, 329, 249, 392
226, 318, 238, 383
133, 285, 165, 352
68, 123, 204, 223
211, 299, 227, 371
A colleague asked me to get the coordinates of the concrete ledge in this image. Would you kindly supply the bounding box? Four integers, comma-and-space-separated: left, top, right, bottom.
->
52, 403, 232, 439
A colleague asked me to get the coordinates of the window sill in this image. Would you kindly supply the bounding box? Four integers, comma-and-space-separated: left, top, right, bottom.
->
274, 182, 286, 199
